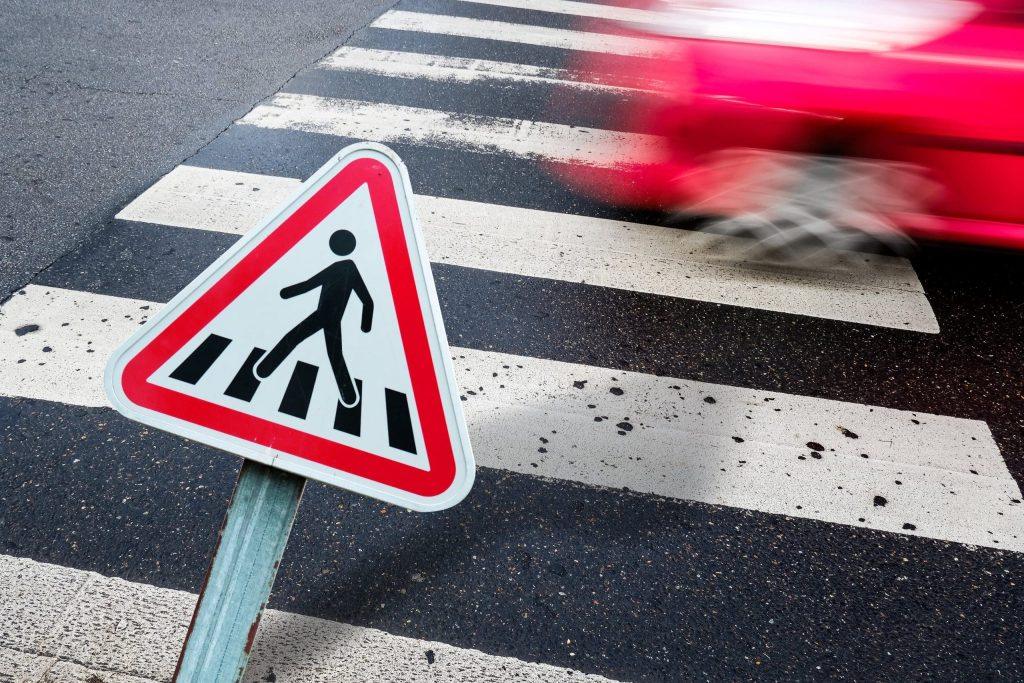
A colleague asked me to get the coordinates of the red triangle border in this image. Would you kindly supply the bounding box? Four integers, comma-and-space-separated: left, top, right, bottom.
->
119, 157, 457, 497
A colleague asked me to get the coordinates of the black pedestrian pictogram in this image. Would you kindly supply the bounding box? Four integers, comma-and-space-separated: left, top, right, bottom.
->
165, 228, 419, 455
254, 229, 374, 408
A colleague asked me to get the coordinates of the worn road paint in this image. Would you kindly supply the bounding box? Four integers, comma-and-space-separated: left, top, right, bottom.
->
240, 93, 663, 169
371, 10, 664, 57
116, 166, 302, 236
457, 0, 659, 23
116, 165, 939, 331
0, 553, 616, 682
3, 285, 1017, 550
320, 47, 655, 93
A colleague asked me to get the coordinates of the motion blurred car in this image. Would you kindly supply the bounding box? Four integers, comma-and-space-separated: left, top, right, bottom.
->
556, 0, 1024, 252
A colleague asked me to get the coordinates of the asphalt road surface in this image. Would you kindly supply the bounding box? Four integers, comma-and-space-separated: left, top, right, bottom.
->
0, 0, 392, 299
2, 0, 1023, 681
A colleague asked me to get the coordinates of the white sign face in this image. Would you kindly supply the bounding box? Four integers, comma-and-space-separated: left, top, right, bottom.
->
105, 144, 475, 511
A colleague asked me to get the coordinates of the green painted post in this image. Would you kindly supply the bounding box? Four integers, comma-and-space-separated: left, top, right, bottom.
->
174, 460, 306, 682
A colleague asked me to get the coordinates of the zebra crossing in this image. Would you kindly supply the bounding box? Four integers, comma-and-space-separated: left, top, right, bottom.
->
2, 0, 1023, 680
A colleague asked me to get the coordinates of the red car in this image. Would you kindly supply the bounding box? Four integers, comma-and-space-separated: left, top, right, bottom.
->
557, 0, 1024, 251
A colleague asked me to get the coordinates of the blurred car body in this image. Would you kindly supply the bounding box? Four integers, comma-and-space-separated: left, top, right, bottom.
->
558, 0, 1024, 249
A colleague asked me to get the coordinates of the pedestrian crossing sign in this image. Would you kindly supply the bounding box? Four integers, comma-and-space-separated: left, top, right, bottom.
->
105, 143, 475, 511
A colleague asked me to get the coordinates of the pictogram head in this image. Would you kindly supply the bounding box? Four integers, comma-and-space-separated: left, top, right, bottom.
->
330, 229, 356, 256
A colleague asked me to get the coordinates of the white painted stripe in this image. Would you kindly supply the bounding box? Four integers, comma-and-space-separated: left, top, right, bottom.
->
2, 286, 1018, 550
320, 46, 655, 93
459, 0, 657, 23
0, 647, 157, 683
371, 10, 663, 57
240, 93, 663, 169
117, 166, 303, 241
0, 554, 615, 682
117, 166, 939, 331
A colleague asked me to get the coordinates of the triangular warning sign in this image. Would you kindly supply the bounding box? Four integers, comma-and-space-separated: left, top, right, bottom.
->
106, 144, 474, 511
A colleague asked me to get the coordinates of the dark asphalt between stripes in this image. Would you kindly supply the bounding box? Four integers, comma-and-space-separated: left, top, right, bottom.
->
352, 25, 597, 69
283, 68, 650, 132
190, 124, 670, 220
401, 0, 590, 30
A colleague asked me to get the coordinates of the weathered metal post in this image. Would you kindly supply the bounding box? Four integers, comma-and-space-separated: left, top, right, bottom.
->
173, 461, 306, 682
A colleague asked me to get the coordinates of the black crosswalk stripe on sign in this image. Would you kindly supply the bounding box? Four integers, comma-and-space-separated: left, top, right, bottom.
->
224, 347, 265, 401
279, 360, 319, 419
168, 333, 232, 384
334, 379, 363, 438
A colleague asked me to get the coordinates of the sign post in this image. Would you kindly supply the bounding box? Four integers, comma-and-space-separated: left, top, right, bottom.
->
105, 144, 474, 680
174, 462, 305, 681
